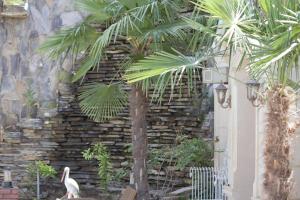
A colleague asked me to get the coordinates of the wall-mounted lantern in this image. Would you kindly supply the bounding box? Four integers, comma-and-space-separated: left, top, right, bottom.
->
215, 83, 231, 109
3, 168, 13, 188
246, 80, 261, 107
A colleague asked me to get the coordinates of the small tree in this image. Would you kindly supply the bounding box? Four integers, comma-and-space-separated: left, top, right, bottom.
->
26, 161, 57, 200
40, 0, 200, 198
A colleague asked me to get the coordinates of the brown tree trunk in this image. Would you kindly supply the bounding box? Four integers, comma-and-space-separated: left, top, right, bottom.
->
263, 86, 295, 200
129, 86, 150, 200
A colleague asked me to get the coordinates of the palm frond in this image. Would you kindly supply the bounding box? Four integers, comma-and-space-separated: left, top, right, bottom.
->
89, 14, 140, 66
247, 1, 300, 83
88, 0, 181, 66
72, 57, 95, 82
135, 20, 191, 44
39, 22, 98, 59
125, 50, 213, 100
182, 16, 217, 53
199, 0, 255, 52
75, 0, 112, 22
182, 16, 216, 35
78, 83, 128, 122
88, 1, 165, 66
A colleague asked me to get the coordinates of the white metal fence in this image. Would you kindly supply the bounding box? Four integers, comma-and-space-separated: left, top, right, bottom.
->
190, 167, 228, 200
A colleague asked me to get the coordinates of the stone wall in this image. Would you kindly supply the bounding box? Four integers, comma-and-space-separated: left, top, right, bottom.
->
0, 82, 211, 199
0, 1, 213, 199
0, 0, 83, 128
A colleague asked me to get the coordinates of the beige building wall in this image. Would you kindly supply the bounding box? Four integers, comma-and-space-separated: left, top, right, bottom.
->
252, 106, 265, 200
230, 69, 256, 200
214, 85, 229, 170
214, 53, 256, 200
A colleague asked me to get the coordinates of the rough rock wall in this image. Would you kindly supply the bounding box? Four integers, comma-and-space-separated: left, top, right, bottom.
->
0, 59, 212, 200
1, 82, 210, 199
0, 0, 83, 128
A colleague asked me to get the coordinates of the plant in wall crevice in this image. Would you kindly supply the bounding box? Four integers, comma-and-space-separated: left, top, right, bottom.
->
23, 87, 39, 118
82, 143, 113, 191
82, 143, 130, 190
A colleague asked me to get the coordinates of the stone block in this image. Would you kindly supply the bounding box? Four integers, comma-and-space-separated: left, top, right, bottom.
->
17, 118, 43, 129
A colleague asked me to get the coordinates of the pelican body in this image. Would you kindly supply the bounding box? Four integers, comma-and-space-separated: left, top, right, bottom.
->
61, 167, 80, 199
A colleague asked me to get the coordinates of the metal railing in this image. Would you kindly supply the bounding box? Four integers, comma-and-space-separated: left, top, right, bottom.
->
190, 167, 228, 200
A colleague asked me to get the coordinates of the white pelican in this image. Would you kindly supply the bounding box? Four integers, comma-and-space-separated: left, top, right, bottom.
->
61, 167, 80, 199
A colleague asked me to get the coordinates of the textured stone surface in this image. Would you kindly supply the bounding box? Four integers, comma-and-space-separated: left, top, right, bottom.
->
0, 0, 83, 127
0, 67, 212, 200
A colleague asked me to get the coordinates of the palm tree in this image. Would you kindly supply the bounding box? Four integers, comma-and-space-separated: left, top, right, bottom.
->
39, 0, 195, 199
126, 0, 300, 199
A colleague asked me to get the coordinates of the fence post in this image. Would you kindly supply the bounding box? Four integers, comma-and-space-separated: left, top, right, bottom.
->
37, 166, 40, 200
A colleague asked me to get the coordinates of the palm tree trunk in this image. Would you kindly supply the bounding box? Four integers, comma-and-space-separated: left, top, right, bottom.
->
129, 85, 150, 200
263, 86, 294, 200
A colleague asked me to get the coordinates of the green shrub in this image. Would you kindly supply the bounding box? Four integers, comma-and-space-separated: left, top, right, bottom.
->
82, 143, 113, 190
27, 161, 57, 178
149, 136, 213, 170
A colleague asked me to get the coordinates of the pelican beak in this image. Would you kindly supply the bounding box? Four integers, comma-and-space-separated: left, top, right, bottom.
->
61, 170, 65, 183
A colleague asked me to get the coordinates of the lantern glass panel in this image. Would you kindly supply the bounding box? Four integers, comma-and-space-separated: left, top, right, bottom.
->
216, 87, 227, 105
247, 82, 260, 101
218, 90, 226, 104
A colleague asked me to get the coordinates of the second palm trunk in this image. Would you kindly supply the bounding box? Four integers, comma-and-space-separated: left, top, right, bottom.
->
264, 86, 295, 200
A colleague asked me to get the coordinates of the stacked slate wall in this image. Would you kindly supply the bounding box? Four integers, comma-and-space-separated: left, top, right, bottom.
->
1, 79, 212, 199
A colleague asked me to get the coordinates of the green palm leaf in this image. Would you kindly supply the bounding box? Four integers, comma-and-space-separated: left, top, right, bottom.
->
246, 0, 300, 82
135, 20, 191, 44
72, 57, 95, 82
199, 0, 254, 51
126, 51, 208, 82
89, 14, 141, 66
125, 50, 213, 100
88, 0, 183, 66
75, 0, 112, 22
39, 23, 98, 59
78, 83, 128, 122
199, 0, 300, 86
182, 16, 216, 35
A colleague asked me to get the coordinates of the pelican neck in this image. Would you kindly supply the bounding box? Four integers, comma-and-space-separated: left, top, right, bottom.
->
64, 170, 70, 181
